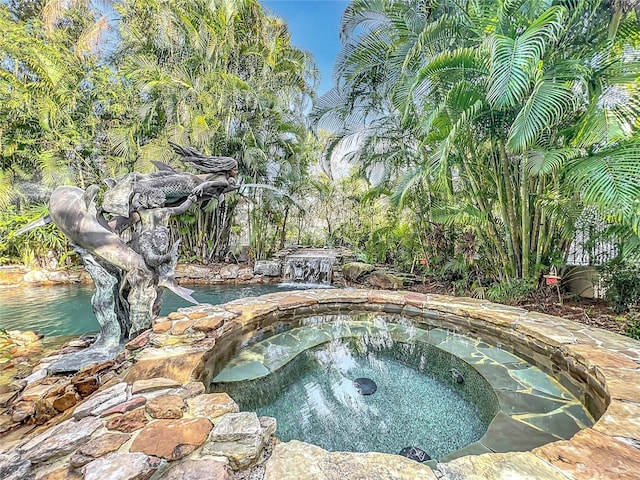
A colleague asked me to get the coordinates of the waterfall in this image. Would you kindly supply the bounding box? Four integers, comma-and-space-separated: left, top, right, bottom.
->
284, 250, 336, 286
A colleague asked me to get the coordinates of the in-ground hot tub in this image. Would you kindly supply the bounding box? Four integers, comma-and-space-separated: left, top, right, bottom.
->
209, 312, 593, 461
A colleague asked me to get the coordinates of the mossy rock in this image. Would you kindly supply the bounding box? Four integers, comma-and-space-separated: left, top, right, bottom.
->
341, 262, 375, 282
367, 271, 404, 289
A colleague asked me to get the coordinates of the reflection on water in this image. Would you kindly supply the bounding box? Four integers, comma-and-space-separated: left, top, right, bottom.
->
0, 283, 303, 338
220, 337, 490, 458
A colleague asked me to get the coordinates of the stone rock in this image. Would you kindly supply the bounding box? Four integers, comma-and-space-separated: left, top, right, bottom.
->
105, 408, 148, 433
45, 381, 73, 399
126, 331, 151, 350
73, 376, 100, 397
20, 415, 102, 464
75, 360, 114, 378
438, 451, 569, 480
264, 440, 438, 480
52, 391, 79, 412
130, 418, 212, 461
101, 396, 146, 417
341, 262, 375, 282
254, 261, 282, 277
73, 382, 128, 419
177, 382, 206, 400
534, 428, 640, 480
33, 398, 58, 423
23, 368, 48, 386
219, 265, 239, 280
70, 452, 96, 468
23, 270, 48, 283
146, 394, 185, 419
186, 393, 239, 421
148, 331, 207, 348
0, 382, 21, 395
36, 465, 83, 479
124, 351, 205, 385
153, 321, 173, 334
11, 401, 35, 422
0, 390, 18, 408
594, 400, 640, 441
21, 381, 56, 402
172, 319, 195, 335
83, 452, 163, 480
191, 314, 227, 333
160, 457, 231, 480
0, 451, 32, 480
203, 412, 276, 470
48, 271, 68, 283
78, 432, 131, 458
367, 271, 403, 289
131, 378, 182, 395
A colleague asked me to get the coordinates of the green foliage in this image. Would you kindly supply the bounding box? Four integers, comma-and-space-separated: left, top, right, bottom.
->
312, 0, 640, 283
625, 309, 640, 340
0, 0, 320, 263
485, 278, 539, 304
0, 205, 71, 265
0, 3, 139, 207
113, 0, 318, 259
599, 261, 640, 313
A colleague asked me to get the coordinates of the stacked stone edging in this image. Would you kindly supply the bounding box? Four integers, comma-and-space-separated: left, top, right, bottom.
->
0, 263, 284, 288
1, 289, 639, 479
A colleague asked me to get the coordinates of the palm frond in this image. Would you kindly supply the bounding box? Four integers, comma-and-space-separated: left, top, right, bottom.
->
507, 80, 574, 152
567, 142, 640, 216
486, 6, 564, 108
525, 147, 583, 175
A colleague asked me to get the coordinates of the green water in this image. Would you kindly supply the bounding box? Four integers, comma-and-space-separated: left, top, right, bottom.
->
0, 283, 304, 338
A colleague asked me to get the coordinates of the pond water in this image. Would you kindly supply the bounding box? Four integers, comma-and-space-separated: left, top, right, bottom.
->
0, 283, 306, 338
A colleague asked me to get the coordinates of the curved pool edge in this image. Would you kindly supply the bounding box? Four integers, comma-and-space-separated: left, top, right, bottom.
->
125, 289, 640, 477
210, 316, 595, 462
2, 289, 640, 479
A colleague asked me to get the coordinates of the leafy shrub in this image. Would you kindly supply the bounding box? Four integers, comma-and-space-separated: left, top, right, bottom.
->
0, 205, 72, 266
599, 261, 640, 313
485, 277, 538, 303
625, 315, 640, 340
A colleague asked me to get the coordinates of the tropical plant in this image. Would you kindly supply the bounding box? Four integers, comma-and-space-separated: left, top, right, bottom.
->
312, 0, 640, 282
599, 260, 640, 313
115, 0, 319, 259
0, 1, 134, 208
0, 205, 71, 265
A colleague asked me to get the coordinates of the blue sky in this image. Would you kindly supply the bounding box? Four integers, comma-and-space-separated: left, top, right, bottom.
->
262, 0, 349, 95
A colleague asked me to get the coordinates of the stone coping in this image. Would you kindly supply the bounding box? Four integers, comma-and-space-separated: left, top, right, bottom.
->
210, 318, 594, 462
1, 289, 639, 479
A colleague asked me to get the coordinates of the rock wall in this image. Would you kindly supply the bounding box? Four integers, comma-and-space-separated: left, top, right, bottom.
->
1, 290, 640, 479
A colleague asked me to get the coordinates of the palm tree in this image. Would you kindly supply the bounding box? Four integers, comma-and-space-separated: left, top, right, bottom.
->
0, 1, 129, 206
313, 0, 640, 279
114, 0, 319, 259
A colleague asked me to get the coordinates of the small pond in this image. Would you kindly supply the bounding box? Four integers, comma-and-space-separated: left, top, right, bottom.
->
0, 283, 310, 338
211, 313, 594, 461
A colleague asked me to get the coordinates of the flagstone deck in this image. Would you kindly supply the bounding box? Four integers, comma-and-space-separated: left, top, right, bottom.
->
1, 289, 639, 479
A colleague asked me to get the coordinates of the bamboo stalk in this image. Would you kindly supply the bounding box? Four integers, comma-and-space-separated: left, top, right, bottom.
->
493, 144, 518, 276
459, 152, 509, 270
498, 141, 521, 276
521, 161, 531, 278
